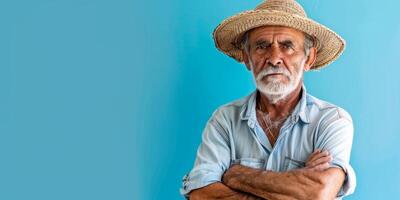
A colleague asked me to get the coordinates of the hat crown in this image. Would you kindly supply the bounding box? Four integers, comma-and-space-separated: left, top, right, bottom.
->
255, 0, 307, 17
213, 0, 346, 69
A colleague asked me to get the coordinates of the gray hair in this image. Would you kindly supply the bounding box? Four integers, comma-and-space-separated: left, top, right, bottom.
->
240, 31, 314, 57
303, 33, 314, 57
241, 31, 251, 53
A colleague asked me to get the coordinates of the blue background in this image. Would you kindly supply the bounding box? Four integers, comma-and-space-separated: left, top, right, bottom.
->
1, 0, 399, 199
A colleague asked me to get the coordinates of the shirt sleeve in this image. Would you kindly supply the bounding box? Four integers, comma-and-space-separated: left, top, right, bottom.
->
315, 107, 356, 198
180, 109, 232, 198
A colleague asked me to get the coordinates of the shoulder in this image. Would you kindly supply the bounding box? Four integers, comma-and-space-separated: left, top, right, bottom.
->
306, 94, 353, 125
202, 93, 253, 138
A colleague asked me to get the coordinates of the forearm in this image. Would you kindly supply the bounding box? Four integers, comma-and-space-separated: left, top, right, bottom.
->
231, 169, 323, 200
223, 167, 302, 200
189, 182, 263, 200
223, 165, 344, 200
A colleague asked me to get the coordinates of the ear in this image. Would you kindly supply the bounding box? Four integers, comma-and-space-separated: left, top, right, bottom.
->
304, 47, 317, 71
242, 49, 251, 71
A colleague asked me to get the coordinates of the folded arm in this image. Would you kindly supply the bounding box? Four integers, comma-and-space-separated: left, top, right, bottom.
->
222, 162, 345, 200
189, 182, 262, 200
189, 149, 339, 200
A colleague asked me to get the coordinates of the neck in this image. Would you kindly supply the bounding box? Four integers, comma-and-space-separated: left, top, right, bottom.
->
257, 82, 303, 120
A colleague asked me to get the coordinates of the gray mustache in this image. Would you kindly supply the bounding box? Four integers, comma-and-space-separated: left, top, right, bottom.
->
256, 65, 291, 81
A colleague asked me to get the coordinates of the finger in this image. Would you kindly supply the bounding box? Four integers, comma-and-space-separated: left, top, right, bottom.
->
307, 149, 329, 162
306, 149, 322, 163
307, 150, 330, 164
310, 149, 322, 157
306, 152, 331, 168
306, 155, 332, 168
311, 162, 330, 171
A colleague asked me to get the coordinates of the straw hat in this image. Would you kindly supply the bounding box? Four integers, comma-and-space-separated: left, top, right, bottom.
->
213, 0, 345, 70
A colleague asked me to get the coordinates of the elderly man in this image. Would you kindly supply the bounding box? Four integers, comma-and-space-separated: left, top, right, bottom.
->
181, 0, 356, 199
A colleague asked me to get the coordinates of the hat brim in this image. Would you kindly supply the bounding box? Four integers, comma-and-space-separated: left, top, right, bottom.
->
213, 10, 346, 70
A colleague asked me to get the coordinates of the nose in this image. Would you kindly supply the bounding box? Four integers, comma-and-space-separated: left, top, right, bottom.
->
267, 45, 283, 66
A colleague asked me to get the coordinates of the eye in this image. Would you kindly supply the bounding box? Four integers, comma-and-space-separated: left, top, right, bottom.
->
255, 42, 270, 50
280, 41, 294, 50
256, 44, 265, 49
282, 44, 291, 49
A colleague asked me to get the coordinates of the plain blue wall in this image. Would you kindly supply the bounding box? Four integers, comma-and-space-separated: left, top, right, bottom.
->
1, 0, 399, 199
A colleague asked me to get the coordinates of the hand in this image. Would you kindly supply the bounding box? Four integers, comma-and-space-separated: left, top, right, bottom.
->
222, 165, 265, 200
222, 164, 245, 188
305, 149, 332, 171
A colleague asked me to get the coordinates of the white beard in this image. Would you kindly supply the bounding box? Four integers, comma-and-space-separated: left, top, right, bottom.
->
251, 60, 304, 104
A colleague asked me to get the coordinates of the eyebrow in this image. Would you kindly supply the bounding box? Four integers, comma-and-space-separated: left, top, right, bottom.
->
254, 39, 295, 47
279, 40, 295, 47
255, 40, 270, 46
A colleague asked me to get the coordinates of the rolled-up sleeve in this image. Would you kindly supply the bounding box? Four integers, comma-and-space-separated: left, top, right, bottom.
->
180, 109, 231, 197
315, 107, 356, 198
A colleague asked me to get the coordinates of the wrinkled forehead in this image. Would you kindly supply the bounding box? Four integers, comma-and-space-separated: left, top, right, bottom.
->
247, 25, 305, 42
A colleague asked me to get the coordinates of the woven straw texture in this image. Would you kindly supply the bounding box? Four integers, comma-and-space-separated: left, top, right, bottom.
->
213, 0, 345, 70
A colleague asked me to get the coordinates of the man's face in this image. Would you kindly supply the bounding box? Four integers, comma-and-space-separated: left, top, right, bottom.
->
243, 26, 314, 102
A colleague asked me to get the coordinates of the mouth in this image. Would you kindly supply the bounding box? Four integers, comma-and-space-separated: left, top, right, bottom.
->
266, 73, 284, 77
258, 73, 287, 83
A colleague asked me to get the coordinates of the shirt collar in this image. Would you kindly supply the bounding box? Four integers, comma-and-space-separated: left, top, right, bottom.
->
239, 85, 310, 126
293, 85, 310, 124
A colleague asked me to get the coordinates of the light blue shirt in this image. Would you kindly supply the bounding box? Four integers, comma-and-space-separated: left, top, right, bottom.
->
181, 86, 356, 198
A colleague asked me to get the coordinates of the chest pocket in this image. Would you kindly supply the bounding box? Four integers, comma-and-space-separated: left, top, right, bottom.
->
231, 158, 265, 169
284, 156, 305, 171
